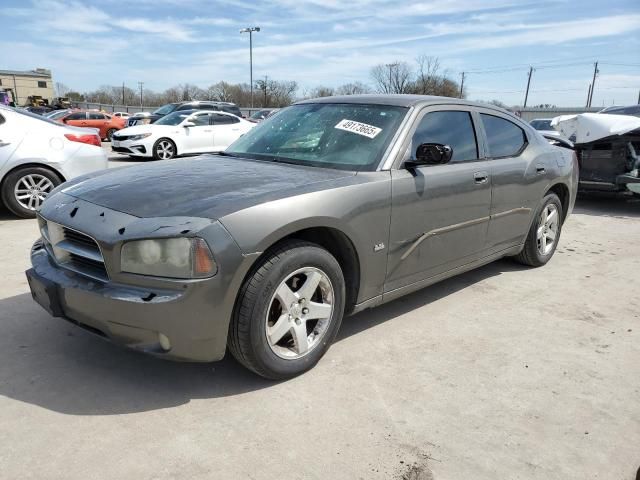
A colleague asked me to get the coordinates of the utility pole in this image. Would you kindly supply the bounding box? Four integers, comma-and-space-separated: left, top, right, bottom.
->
637, 89, 639, 105
138, 81, 144, 108
240, 27, 261, 108
459, 72, 465, 99
588, 61, 598, 107
263, 75, 268, 107
122, 82, 125, 105
586, 84, 592, 108
385, 62, 398, 94
523, 66, 534, 109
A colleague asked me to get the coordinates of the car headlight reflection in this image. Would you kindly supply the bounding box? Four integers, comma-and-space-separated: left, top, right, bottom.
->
121, 237, 217, 279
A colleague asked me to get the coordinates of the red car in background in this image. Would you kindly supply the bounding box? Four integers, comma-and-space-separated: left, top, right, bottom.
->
56, 110, 126, 141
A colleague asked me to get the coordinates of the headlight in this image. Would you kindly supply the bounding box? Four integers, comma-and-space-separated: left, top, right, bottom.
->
121, 237, 217, 279
140, 118, 152, 125
128, 133, 152, 141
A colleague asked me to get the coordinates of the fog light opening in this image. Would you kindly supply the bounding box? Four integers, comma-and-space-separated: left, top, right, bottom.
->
158, 333, 171, 351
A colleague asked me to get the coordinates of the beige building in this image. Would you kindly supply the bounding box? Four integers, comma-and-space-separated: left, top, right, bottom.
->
0, 68, 54, 106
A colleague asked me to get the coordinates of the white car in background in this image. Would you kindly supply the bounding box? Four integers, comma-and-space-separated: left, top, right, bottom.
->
529, 118, 563, 137
111, 110, 254, 160
0, 104, 108, 218
112, 112, 131, 118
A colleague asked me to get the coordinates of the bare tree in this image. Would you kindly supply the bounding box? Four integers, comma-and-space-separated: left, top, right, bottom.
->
371, 61, 413, 94
54, 82, 70, 97
255, 79, 298, 107
335, 82, 371, 95
308, 86, 335, 98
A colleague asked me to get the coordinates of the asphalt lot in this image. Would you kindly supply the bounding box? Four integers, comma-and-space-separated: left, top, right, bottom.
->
0, 154, 639, 478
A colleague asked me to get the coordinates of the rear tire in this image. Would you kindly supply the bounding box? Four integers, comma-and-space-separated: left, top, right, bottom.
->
228, 240, 345, 379
106, 128, 117, 141
1, 167, 62, 218
514, 193, 563, 267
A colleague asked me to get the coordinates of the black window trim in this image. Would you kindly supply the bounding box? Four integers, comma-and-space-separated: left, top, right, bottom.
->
474, 109, 530, 160
398, 105, 484, 169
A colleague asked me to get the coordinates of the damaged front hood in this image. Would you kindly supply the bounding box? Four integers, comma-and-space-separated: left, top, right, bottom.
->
60, 155, 356, 219
551, 113, 640, 144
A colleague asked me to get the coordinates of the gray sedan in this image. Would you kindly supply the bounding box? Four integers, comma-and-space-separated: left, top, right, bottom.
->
26, 95, 578, 379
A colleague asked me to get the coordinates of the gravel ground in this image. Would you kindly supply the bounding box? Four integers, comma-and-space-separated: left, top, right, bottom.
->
0, 191, 638, 480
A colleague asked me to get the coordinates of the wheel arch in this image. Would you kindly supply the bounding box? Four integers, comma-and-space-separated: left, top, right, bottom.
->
545, 182, 570, 221
236, 225, 362, 315
0, 162, 66, 193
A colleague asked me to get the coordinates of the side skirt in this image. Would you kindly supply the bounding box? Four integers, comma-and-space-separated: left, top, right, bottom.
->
349, 244, 523, 315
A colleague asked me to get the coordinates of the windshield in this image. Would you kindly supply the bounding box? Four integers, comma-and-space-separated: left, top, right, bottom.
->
226, 103, 408, 171
153, 103, 178, 115
530, 119, 552, 130
154, 111, 194, 126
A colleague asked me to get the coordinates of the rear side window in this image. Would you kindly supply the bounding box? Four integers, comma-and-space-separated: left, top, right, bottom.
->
411, 111, 478, 162
89, 112, 106, 120
212, 113, 239, 125
481, 114, 527, 158
66, 112, 86, 120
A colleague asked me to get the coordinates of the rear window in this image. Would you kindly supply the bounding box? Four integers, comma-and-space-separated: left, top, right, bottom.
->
212, 113, 239, 125
481, 114, 527, 158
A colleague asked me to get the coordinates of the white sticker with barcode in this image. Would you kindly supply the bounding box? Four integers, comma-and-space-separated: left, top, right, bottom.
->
334, 119, 382, 139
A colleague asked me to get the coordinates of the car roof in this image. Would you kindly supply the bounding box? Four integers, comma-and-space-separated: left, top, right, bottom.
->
296, 94, 495, 108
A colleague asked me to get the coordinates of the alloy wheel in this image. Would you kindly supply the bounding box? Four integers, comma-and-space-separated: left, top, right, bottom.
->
156, 140, 175, 159
265, 267, 334, 359
536, 203, 559, 255
14, 174, 54, 211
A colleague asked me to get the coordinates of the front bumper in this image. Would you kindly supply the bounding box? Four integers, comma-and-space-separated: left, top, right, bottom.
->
27, 194, 256, 362
111, 140, 150, 156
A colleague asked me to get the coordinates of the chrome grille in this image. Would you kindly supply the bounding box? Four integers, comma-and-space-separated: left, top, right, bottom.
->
40, 219, 108, 282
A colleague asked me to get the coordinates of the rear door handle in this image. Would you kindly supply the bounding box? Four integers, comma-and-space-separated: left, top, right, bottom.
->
474, 171, 489, 184
536, 164, 546, 174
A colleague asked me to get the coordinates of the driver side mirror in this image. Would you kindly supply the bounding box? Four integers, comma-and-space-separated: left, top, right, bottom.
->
405, 143, 453, 169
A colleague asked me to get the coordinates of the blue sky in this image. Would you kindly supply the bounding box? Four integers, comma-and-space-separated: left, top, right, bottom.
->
2, 0, 639, 106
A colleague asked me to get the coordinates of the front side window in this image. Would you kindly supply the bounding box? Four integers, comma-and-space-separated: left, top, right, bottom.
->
189, 113, 210, 126
411, 111, 478, 162
212, 113, 239, 125
89, 112, 105, 120
481, 114, 527, 158
226, 103, 408, 171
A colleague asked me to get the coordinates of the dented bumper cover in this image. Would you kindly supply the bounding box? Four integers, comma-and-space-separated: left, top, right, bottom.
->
26, 193, 257, 362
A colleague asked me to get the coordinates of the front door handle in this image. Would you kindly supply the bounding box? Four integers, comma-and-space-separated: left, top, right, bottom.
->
474, 171, 489, 184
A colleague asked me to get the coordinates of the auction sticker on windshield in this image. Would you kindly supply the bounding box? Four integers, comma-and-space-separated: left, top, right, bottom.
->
335, 119, 382, 139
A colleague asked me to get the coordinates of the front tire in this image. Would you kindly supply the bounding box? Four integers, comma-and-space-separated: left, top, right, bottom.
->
228, 240, 346, 379
153, 138, 176, 160
1, 167, 62, 218
514, 193, 563, 267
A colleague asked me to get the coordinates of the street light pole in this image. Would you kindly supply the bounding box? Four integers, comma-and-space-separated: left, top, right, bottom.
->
240, 26, 261, 108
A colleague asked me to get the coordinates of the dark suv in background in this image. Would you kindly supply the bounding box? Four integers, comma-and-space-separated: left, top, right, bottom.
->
127, 101, 242, 126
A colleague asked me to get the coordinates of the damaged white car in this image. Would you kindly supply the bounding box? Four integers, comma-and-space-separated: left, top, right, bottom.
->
551, 113, 640, 195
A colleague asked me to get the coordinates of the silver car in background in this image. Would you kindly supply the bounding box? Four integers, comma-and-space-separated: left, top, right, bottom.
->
27, 95, 577, 379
